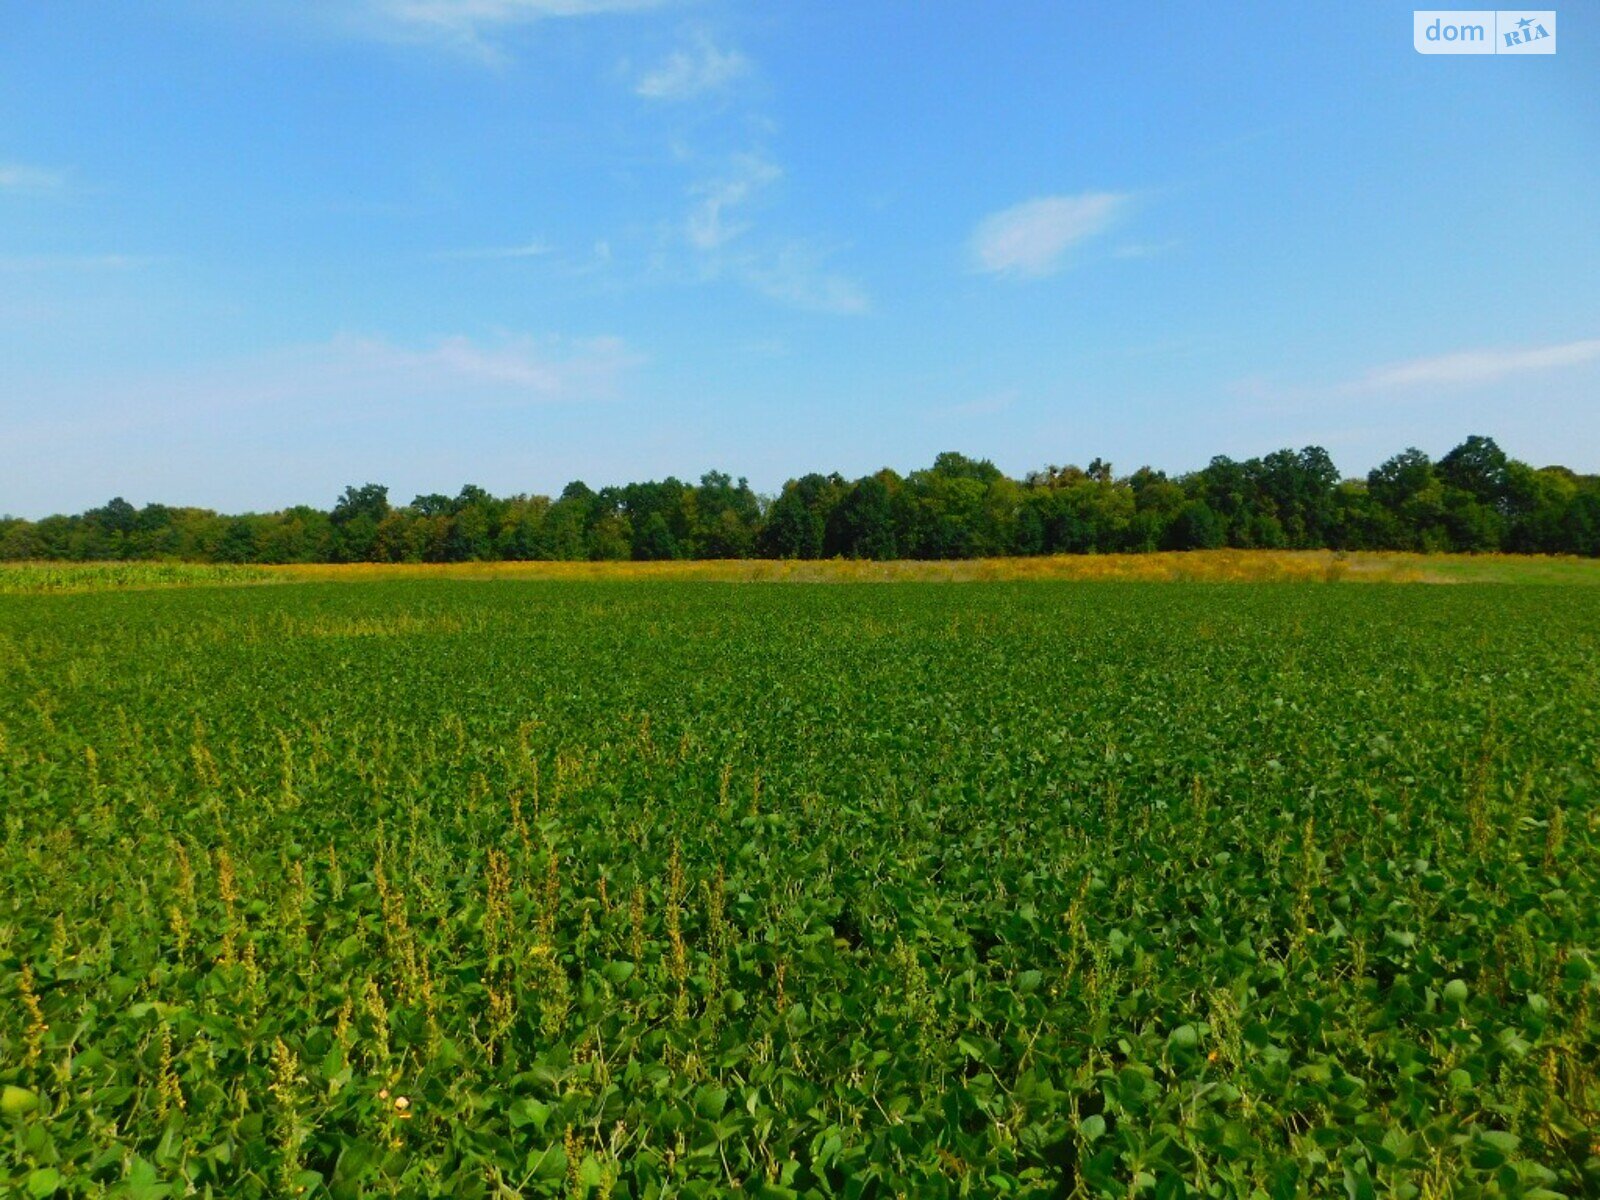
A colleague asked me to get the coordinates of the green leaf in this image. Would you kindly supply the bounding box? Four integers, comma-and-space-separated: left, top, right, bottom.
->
122, 1157, 172, 1200
694, 1085, 730, 1120
1478, 1130, 1518, 1154
511, 1098, 552, 1133
2, 1085, 40, 1119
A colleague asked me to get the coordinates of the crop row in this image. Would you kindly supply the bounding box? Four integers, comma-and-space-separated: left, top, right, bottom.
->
1, 582, 1597, 1197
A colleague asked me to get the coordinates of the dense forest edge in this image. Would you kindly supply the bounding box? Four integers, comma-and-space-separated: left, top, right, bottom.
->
5, 435, 1598, 564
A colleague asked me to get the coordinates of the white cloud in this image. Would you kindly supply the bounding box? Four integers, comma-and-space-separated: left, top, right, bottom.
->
0, 163, 65, 193
429, 240, 550, 261
971, 192, 1127, 278
1351, 338, 1600, 390
307, 0, 676, 59
676, 156, 868, 314
306, 331, 638, 401
384, 0, 665, 16
941, 388, 1019, 419
736, 244, 869, 316
686, 154, 781, 250
373, 0, 669, 27
8, 332, 637, 434
637, 35, 749, 100
1224, 336, 1600, 427
0, 253, 154, 271
1, 331, 643, 515
1113, 239, 1178, 260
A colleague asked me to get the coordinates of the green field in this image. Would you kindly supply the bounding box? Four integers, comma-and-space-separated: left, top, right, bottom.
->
3, 581, 1598, 1198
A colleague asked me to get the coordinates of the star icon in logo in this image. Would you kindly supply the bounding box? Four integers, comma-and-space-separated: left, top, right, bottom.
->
1516, 16, 1534, 29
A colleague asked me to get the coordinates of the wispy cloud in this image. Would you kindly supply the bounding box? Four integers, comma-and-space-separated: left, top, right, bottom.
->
429, 240, 550, 261
0, 163, 65, 193
2, 331, 643, 515
736, 243, 870, 315
0, 253, 155, 272
686, 154, 781, 250
1113, 239, 1178, 260
1348, 338, 1600, 391
384, 0, 667, 16
1225, 335, 1600, 422
971, 192, 1127, 278
307, 331, 638, 401
677, 155, 868, 314
940, 388, 1020, 419
314, 0, 676, 60
637, 34, 749, 100
6, 332, 639, 441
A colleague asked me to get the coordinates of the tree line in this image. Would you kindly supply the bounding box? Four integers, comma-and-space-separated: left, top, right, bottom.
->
4, 436, 1598, 564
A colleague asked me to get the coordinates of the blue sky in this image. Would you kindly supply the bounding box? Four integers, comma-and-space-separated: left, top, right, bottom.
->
2, 1, 1597, 516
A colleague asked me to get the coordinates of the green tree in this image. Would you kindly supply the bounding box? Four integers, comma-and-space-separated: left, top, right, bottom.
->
1561, 491, 1600, 555
761, 474, 844, 559
332, 484, 390, 525
1438, 436, 1509, 507
1164, 500, 1225, 550
634, 512, 679, 561
331, 484, 390, 562
1368, 448, 1434, 510
826, 473, 899, 560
